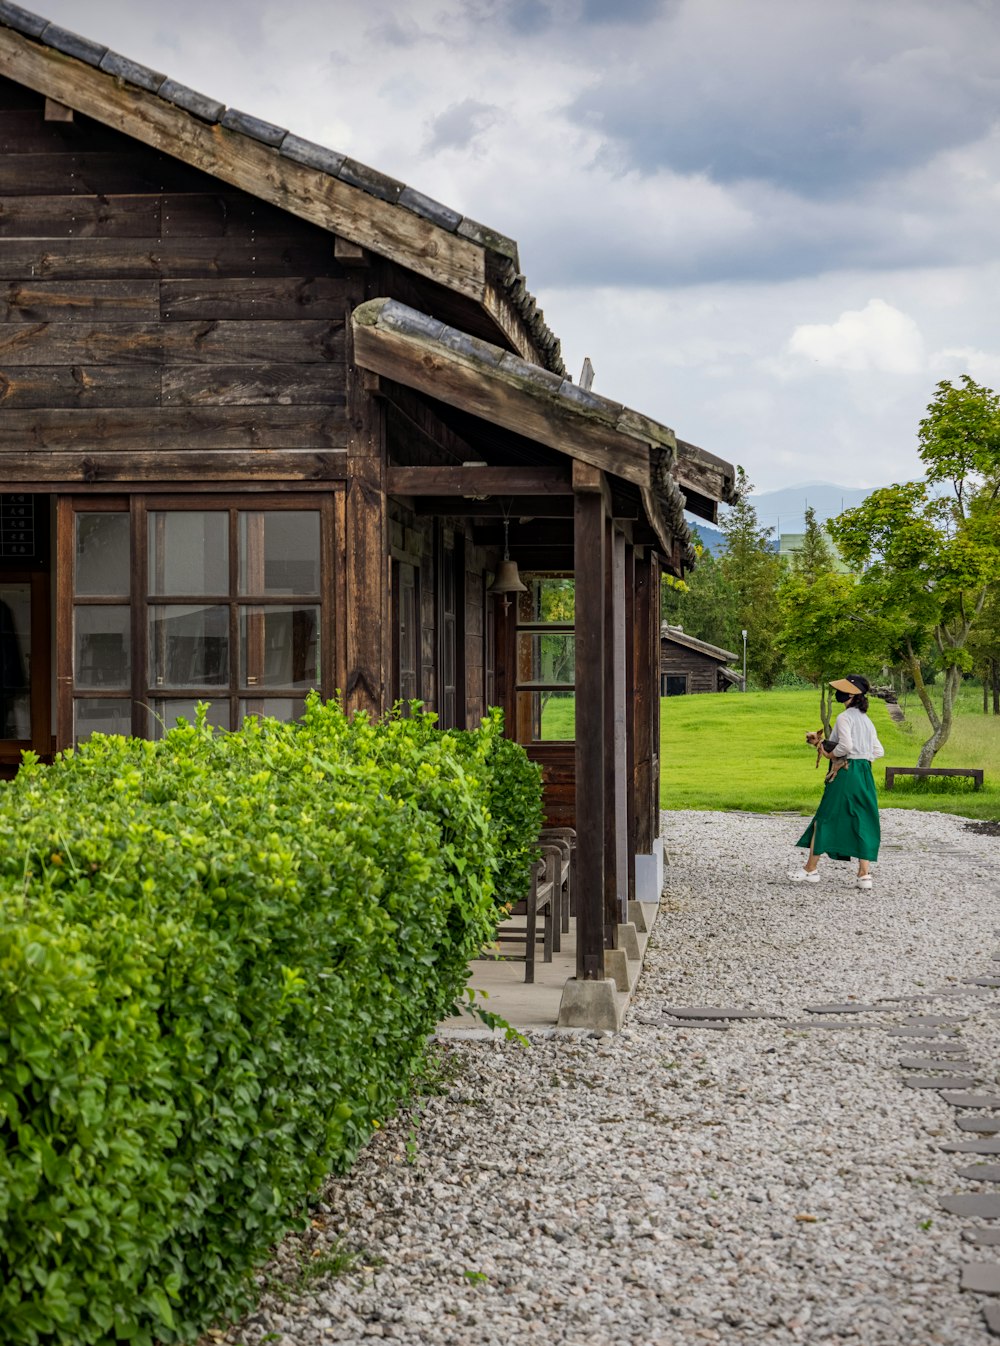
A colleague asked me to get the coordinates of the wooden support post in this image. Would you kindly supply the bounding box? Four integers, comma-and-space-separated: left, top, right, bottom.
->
573, 464, 605, 980
624, 543, 637, 904
612, 529, 628, 923
344, 301, 388, 718
603, 516, 618, 946
651, 560, 662, 834
632, 551, 654, 857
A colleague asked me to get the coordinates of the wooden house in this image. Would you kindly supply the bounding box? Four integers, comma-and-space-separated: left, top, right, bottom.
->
0, 4, 736, 1020
660, 624, 742, 694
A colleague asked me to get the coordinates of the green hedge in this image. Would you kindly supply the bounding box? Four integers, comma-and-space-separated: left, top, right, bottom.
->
0, 699, 539, 1345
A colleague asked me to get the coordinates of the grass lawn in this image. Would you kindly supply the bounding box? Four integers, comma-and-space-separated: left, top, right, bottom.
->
660, 687, 1000, 820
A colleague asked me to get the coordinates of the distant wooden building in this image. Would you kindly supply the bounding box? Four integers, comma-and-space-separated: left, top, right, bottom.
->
661, 624, 742, 694
0, 7, 736, 1013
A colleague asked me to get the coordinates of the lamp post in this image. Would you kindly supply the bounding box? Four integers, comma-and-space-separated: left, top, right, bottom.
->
741, 629, 748, 692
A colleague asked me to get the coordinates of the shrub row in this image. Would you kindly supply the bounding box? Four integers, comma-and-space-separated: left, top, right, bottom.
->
0, 699, 542, 1346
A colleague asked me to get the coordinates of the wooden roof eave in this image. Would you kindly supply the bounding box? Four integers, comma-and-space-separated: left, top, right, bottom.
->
0, 14, 563, 370
353, 298, 702, 558
674, 439, 739, 523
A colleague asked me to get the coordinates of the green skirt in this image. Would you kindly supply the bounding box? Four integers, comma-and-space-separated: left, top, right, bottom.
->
797, 758, 881, 862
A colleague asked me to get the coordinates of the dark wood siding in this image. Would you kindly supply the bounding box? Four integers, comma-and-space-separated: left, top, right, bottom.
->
0, 79, 348, 486
660, 638, 728, 693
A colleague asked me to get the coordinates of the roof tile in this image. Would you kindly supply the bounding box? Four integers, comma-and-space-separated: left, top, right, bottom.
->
437, 327, 504, 368
0, 2, 48, 38
378, 300, 446, 343
338, 158, 404, 204
39, 21, 106, 66
158, 79, 225, 124
220, 107, 287, 147
497, 353, 564, 394
99, 50, 166, 94
457, 216, 518, 263
280, 133, 346, 177
398, 186, 461, 232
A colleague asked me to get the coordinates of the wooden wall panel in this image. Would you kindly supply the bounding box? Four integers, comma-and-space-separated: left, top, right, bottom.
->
661, 642, 725, 693
0, 236, 335, 279
0, 90, 351, 487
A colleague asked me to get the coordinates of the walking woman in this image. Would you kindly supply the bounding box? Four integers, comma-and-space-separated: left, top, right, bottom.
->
789, 674, 884, 889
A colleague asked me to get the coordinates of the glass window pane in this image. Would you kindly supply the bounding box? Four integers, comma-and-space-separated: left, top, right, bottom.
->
516, 632, 575, 686
0, 583, 30, 738
239, 512, 320, 595
517, 576, 574, 625
149, 699, 231, 739
239, 697, 306, 724
74, 606, 130, 689
149, 605, 229, 688
240, 606, 319, 689
517, 691, 575, 742
149, 512, 228, 596
75, 514, 130, 597
74, 698, 131, 742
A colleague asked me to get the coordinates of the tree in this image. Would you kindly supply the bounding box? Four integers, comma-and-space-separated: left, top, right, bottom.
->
717, 470, 785, 687
777, 508, 892, 732
661, 545, 738, 650
829, 377, 1000, 765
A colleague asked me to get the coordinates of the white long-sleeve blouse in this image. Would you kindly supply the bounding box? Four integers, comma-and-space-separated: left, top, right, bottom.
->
829, 706, 884, 761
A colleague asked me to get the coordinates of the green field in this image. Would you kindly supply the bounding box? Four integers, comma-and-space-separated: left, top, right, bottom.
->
660, 686, 1000, 819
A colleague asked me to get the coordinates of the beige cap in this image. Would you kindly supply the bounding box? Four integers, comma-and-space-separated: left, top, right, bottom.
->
829, 675, 870, 695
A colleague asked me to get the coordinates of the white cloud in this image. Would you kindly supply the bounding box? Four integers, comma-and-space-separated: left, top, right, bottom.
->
786, 299, 925, 374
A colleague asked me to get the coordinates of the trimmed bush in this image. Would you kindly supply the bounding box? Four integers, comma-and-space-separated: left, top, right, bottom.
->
0, 699, 532, 1345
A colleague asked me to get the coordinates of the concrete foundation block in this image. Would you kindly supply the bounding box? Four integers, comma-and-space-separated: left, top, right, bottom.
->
605, 947, 632, 992
634, 852, 659, 903
557, 977, 624, 1030
627, 900, 649, 933
617, 922, 641, 961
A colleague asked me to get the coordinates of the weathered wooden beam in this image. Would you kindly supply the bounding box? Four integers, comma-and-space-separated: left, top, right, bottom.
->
0, 406, 347, 451
574, 485, 606, 981
472, 521, 574, 547
675, 438, 737, 511
0, 24, 486, 301
0, 234, 336, 278
43, 96, 73, 122
410, 495, 574, 518
0, 319, 345, 364
0, 449, 348, 483
354, 306, 655, 491
344, 302, 388, 719
632, 551, 654, 856
387, 465, 572, 496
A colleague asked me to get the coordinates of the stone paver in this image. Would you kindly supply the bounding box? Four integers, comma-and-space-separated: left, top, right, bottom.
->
958, 1118, 1000, 1133
942, 1094, 1000, 1109
804, 1002, 878, 1014
943, 1140, 1000, 1154
903, 1076, 979, 1090
965, 1230, 1000, 1247
941, 1195, 1000, 1218
962, 1263, 1000, 1294
957, 1166, 1000, 1181
887, 1026, 961, 1038
899, 1056, 973, 1069
659, 1006, 784, 1020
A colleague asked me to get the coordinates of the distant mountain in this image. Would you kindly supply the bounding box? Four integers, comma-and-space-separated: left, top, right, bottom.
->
688, 520, 725, 555
686, 482, 880, 555
744, 482, 876, 537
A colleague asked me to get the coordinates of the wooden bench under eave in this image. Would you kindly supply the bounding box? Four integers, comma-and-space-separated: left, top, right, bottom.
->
884, 766, 984, 791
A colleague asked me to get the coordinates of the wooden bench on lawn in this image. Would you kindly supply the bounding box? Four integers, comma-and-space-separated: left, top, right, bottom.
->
884, 766, 984, 792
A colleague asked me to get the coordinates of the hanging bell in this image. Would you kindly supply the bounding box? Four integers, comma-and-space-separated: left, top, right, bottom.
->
489, 557, 527, 594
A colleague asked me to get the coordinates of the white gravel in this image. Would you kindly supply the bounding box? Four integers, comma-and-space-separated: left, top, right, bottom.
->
218, 808, 1000, 1346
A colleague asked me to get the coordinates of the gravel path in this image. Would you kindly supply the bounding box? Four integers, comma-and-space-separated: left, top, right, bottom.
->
219, 808, 1000, 1346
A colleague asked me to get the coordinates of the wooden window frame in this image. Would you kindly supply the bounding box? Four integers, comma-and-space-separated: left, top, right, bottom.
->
58, 493, 336, 747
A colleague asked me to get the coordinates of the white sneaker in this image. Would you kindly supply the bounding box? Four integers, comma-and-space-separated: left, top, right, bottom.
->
788, 869, 820, 883
856, 874, 873, 890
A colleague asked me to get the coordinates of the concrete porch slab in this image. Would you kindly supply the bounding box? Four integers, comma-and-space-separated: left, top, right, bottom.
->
438, 898, 659, 1035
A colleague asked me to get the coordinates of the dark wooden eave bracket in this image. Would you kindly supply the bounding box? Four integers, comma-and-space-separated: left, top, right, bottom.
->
352, 298, 725, 561
674, 438, 739, 523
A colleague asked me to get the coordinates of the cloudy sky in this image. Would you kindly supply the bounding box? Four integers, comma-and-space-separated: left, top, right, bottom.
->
30, 0, 1000, 492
